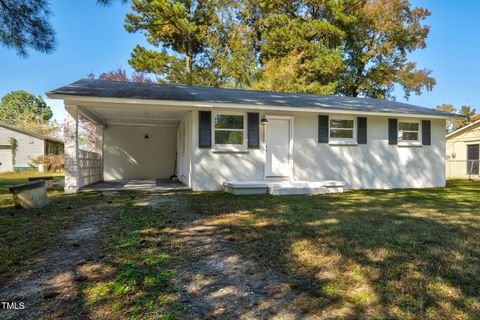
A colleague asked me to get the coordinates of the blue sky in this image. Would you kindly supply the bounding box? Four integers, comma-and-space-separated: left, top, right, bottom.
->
0, 0, 478, 122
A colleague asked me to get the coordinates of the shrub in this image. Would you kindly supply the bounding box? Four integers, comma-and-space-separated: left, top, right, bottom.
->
30, 154, 64, 172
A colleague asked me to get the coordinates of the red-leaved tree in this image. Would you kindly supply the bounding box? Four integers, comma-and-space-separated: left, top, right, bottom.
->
81, 68, 153, 150
88, 68, 152, 83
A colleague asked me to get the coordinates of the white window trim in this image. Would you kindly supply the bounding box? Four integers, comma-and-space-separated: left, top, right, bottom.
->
398, 119, 422, 146
328, 116, 357, 145
211, 111, 247, 150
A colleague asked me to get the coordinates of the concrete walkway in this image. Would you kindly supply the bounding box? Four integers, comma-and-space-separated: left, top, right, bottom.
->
80, 179, 190, 193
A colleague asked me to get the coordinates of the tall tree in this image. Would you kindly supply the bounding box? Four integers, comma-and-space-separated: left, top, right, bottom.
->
207, 10, 260, 89
123, 0, 435, 99
0, 0, 56, 56
332, 0, 435, 99
454, 105, 477, 130
436, 104, 478, 132
251, 11, 345, 94
0, 90, 52, 125
125, 0, 221, 86
435, 104, 456, 133
234, 0, 347, 94
0, 90, 58, 136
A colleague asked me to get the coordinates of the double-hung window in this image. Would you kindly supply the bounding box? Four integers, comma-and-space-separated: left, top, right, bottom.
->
213, 113, 246, 148
398, 121, 420, 142
329, 118, 355, 140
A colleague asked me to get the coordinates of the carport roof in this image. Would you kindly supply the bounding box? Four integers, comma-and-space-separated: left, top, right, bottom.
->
47, 79, 457, 117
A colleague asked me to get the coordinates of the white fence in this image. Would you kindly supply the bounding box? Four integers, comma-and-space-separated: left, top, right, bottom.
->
78, 150, 102, 187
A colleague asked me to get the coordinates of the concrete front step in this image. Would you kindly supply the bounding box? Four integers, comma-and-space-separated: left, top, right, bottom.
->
223, 180, 344, 195
268, 185, 327, 195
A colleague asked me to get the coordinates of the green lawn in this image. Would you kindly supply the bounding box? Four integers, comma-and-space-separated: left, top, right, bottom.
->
186, 180, 480, 320
0, 174, 478, 319
0, 172, 180, 319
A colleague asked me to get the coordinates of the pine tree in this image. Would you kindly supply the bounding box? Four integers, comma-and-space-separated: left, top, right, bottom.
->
125, 0, 221, 86
0, 0, 56, 56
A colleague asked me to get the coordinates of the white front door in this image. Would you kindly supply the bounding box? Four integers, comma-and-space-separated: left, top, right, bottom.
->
0, 149, 13, 172
266, 118, 292, 178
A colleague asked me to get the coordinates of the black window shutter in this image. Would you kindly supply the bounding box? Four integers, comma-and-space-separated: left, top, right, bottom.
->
422, 120, 431, 145
247, 113, 260, 149
318, 115, 329, 143
357, 117, 367, 144
199, 111, 212, 148
388, 118, 398, 145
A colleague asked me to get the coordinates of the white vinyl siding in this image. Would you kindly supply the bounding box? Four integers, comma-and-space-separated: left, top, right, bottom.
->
0, 127, 45, 168
192, 111, 445, 191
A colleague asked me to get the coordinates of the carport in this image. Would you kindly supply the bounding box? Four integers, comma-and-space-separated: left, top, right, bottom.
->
56, 100, 193, 193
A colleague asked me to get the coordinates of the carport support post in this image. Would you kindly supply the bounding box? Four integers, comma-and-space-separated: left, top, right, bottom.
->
95, 124, 104, 181
64, 105, 80, 193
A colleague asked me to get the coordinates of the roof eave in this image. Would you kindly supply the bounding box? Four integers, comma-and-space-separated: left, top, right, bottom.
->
446, 118, 480, 138
0, 124, 64, 144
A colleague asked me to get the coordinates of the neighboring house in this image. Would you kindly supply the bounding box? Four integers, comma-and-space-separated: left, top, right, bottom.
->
47, 79, 457, 193
446, 117, 480, 178
0, 124, 64, 172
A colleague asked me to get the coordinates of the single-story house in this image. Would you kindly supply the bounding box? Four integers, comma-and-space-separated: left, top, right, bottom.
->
0, 124, 64, 172
46, 79, 456, 194
446, 117, 480, 178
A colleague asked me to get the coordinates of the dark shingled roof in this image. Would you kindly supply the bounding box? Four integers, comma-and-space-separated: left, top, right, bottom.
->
47, 79, 456, 117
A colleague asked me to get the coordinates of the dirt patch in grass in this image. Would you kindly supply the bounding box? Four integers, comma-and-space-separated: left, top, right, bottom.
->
165, 209, 305, 319
0, 189, 99, 281
0, 210, 110, 319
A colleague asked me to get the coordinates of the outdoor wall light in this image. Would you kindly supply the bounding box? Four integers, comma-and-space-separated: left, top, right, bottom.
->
261, 115, 269, 125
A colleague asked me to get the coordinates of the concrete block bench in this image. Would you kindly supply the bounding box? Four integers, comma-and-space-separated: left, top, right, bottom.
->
28, 176, 54, 189
9, 181, 49, 209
